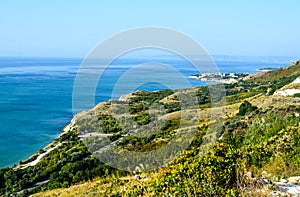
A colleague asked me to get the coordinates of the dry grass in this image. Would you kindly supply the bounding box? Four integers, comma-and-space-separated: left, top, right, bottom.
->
32, 174, 154, 197
33, 179, 117, 197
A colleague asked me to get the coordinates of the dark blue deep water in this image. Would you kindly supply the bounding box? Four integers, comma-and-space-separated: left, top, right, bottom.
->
0, 55, 295, 168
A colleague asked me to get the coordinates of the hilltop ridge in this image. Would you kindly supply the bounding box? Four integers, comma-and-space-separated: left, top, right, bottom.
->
243, 60, 300, 82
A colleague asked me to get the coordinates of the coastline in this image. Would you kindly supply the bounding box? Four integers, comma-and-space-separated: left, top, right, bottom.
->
0, 56, 292, 168
8, 67, 274, 169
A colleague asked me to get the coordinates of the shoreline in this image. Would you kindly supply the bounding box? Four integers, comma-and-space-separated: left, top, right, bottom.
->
0, 62, 292, 169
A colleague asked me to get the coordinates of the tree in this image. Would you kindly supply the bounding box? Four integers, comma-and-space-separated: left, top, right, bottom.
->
238, 100, 257, 116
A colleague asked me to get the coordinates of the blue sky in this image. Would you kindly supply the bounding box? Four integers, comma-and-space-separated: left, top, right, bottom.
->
0, 0, 299, 57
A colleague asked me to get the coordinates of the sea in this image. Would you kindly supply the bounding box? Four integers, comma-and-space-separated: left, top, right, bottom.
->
0, 55, 296, 168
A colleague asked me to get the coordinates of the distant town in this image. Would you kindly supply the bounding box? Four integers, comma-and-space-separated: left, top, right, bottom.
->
257, 67, 277, 71
189, 72, 248, 84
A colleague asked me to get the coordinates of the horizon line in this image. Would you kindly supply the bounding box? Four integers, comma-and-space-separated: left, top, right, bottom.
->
0, 54, 298, 60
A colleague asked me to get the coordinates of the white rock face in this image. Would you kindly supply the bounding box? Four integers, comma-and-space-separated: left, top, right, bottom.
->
274, 89, 300, 96
288, 176, 300, 184
274, 182, 300, 196
274, 77, 300, 96
292, 77, 300, 84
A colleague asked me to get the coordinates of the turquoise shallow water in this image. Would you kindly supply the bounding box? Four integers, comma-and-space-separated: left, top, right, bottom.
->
0, 56, 294, 168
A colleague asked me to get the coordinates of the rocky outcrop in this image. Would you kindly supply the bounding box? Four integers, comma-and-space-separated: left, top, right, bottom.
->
274, 77, 300, 96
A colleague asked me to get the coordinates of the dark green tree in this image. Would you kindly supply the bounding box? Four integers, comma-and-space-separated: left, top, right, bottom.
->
238, 100, 257, 116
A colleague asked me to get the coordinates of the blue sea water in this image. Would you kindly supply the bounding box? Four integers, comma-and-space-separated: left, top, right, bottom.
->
0, 55, 295, 168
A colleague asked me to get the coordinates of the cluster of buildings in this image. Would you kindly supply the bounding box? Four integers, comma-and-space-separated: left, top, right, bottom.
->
189, 72, 245, 84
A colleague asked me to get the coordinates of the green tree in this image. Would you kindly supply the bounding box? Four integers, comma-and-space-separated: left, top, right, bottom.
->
238, 100, 257, 116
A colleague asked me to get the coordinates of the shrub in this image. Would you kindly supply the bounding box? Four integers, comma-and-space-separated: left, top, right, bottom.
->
238, 101, 257, 116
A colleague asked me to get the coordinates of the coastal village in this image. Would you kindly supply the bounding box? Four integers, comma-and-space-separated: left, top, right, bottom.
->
189, 72, 248, 84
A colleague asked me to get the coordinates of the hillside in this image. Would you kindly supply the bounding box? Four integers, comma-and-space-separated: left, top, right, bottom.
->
243, 60, 300, 83
0, 60, 300, 196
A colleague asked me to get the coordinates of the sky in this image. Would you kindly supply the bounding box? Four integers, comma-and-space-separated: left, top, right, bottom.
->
0, 0, 300, 58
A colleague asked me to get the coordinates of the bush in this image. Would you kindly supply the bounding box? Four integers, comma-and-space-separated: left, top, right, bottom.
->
238, 101, 257, 116
294, 93, 300, 98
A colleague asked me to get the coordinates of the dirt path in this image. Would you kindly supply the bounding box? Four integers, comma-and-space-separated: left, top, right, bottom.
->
18, 143, 61, 169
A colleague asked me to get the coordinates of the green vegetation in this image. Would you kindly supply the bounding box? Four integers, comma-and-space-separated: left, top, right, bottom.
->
33, 105, 300, 197
99, 106, 300, 196
98, 114, 123, 133
294, 93, 300, 97
0, 130, 127, 196
132, 113, 151, 125
238, 100, 258, 116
